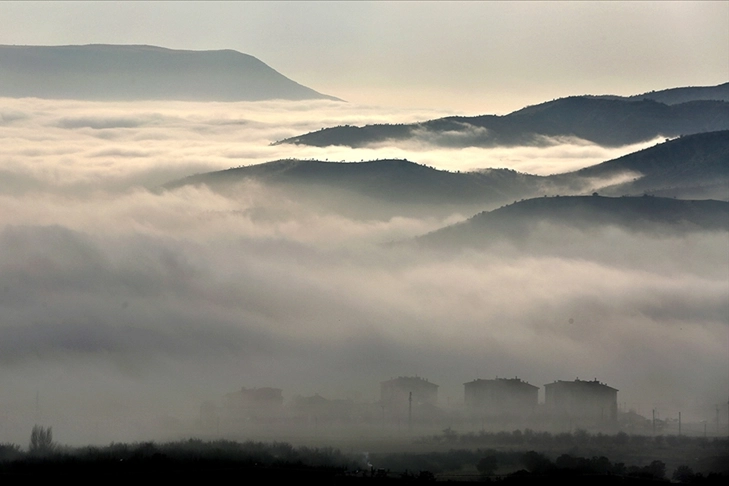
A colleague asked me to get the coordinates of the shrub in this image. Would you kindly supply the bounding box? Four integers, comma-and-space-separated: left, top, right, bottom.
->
0, 443, 22, 461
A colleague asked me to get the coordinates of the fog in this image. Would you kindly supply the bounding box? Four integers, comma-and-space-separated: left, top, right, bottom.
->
0, 98, 660, 193
0, 98, 726, 445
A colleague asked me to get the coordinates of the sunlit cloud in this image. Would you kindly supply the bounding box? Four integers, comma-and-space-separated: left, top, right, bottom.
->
0, 97, 725, 445
0, 97, 658, 196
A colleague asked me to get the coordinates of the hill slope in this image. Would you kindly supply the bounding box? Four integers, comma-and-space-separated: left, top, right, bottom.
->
167, 158, 537, 201
418, 196, 729, 248
0, 44, 340, 102
163, 159, 544, 219
165, 130, 728, 218
593, 82, 729, 104
549, 130, 729, 200
275, 85, 729, 148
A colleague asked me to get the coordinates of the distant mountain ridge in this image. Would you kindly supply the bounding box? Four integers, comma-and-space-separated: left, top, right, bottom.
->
168, 130, 729, 216
417, 196, 729, 249
275, 83, 729, 148
553, 130, 729, 200
165, 158, 540, 204
0, 44, 341, 102
163, 158, 544, 219
591, 82, 729, 104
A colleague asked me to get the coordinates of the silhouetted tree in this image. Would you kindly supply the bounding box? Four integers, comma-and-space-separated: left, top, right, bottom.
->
521, 451, 552, 474
0, 443, 22, 461
476, 455, 499, 476
29, 425, 54, 454
673, 465, 696, 483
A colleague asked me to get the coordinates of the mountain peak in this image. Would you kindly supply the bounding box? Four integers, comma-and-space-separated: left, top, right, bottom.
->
0, 44, 342, 102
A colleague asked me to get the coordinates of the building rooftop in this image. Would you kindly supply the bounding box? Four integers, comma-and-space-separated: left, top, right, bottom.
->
464, 377, 538, 388
381, 376, 438, 388
545, 378, 618, 392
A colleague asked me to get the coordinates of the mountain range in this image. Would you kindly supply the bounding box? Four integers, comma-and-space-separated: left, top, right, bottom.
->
275, 83, 729, 148
0, 44, 340, 102
164, 158, 541, 220
165, 130, 729, 219
416, 195, 729, 250
551, 130, 729, 200
590, 83, 729, 105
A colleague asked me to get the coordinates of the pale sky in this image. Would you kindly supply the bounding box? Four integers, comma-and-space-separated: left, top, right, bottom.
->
1, 1, 727, 113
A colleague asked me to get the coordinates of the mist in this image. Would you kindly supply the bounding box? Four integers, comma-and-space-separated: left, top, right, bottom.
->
0, 98, 659, 193
0, 98, 726, 446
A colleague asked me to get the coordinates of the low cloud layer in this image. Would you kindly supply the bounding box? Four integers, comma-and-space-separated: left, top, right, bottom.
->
0, 98, 726, 445
0, 98, 657, 196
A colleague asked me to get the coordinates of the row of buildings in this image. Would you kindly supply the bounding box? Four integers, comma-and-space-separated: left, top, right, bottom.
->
209, 376, 618, 432
468, 377, 614, 419
382, 376, 617, 424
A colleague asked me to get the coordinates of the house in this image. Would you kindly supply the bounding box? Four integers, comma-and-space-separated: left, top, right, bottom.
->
380, 376, 439, 423
381, 376, 438, 407
289, 394, 355, 424
464, 377, 538, 417
544, 378, 618, 423
223, 386, 284, 424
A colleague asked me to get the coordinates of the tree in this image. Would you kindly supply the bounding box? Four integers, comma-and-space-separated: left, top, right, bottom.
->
476, 455, 499, 476
29, 425, 54, 454
522, 451, 552, 474
673, 465, 696, 483
646, 460, 666, 479
0, 443, 21, 461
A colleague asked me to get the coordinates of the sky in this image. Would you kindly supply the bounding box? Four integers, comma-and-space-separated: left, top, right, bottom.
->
1, 1, 727, 113
0, 2, 727, 446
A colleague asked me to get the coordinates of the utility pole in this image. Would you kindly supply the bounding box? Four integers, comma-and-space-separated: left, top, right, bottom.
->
34, 391, 41, 423
717, 405, 720, 434
652, 409, 656, 436
408, 392, 412, 432
678, 412, 681, 436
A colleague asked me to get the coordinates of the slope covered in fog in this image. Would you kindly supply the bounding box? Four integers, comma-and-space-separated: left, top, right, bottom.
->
418, 196, 729, 249
1, 97, 727, 445
554, 130, 729, 200
166, 131, 729, 219
275, 84, 729, 148
164, 159, 544, 219
0, 44, 341, 102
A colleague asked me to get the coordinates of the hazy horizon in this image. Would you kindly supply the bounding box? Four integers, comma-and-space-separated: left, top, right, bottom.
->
1, 1, 727, 113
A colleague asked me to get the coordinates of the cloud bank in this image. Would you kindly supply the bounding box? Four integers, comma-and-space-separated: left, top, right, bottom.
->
0, 98, 725, 445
